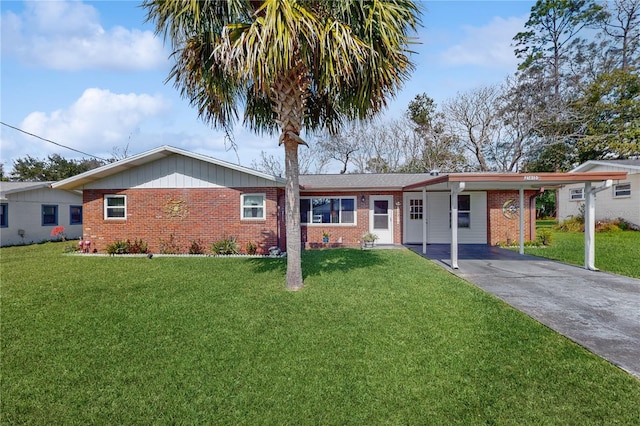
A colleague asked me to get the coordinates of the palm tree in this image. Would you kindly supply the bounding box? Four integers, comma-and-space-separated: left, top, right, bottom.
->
143, 0, 421, 290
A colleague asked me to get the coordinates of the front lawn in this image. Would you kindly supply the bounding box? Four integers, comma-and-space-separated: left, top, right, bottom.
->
526, 229, 640, 278
2, 243, 639, 424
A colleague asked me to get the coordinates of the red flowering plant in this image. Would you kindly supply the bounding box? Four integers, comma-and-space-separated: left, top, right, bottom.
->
50, 226, 66, 241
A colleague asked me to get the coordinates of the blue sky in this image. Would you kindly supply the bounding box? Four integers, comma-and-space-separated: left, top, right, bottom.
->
0, 0, 534, 171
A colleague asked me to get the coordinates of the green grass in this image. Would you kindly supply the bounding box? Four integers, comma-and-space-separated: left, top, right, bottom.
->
2, 243, 640, 424
526, 228, 640, 278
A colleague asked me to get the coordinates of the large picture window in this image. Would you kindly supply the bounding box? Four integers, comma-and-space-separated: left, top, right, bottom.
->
450, 195, 470, 228
42, 205, 58, 226
241, 193, 265, 219
300, 197, 355, 224
104, 195, 126, 219
70, 205, 83, 225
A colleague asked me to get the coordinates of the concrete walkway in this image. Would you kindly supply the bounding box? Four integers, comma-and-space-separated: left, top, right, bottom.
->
406, 244, 640, 379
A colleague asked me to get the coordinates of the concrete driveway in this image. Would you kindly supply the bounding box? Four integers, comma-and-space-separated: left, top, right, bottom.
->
407, 244, 640, 379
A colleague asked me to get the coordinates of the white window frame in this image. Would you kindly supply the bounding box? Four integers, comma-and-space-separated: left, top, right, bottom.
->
569, 188, 584, 201
450, 194, 471, 229
300, 197, 357, 225
104, 195, 127, 220
241, 193, 266, 220
613, 183, 631, 198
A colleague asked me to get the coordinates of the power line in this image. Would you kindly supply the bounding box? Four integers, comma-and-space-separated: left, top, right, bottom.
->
1, 121, 109, 162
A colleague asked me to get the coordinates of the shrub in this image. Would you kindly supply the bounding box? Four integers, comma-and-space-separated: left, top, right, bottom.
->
127, 239, 148, 254
211, 237, 239, 255
555, 217, 585, 232
245, 241, 257, 255
106, 240, 129, 255
159, 234, 182, 255
596, 222, 622, 233
536, 229, 553, 246
188, 240, 206, 255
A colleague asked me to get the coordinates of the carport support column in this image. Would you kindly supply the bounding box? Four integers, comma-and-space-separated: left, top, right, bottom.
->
519, 187, 525, 255
451, 182, 465, 269
584, 179, 612, 270
422, 187, 427, 254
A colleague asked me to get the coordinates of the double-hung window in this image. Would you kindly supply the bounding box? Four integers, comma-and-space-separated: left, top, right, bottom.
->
450, 195, 471, 228
570, 188, 584, 201
241, 193, 265, 219
613, 183, 631, 198
300, 197, 355, 224
104, 195, 126, 219
42, 205, 58, 226
0, 203, 7, 228
70, 205, 83, 225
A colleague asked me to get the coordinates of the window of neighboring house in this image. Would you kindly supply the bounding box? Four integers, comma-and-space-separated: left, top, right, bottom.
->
104, 195, 126, 219
70, 205, 83, 225
409, 199, 423, 220
241, 193, 266, 219
449, 195, 471, 228
0, 203, 7, 228
42, 205, 58, 226
613, 183, 631, 198
570, 188, 584, 201
300, 197, 356, 224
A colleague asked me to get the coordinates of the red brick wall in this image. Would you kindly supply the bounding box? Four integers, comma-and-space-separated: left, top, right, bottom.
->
486, 190, 537, 245
82, 187, 281, 254
300, 191, 403, 248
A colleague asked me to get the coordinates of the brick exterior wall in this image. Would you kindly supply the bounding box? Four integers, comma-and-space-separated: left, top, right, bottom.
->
486, 190, 537, 245
82, 187, 282, 254
300, 191, 403, 248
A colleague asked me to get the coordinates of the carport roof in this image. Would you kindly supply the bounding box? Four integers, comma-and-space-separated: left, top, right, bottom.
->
403, 171, 629, 191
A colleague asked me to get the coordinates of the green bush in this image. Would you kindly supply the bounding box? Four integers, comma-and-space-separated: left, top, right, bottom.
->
211, 237, 239, 255
106, 240, 129, 255
536, 229, 553, 246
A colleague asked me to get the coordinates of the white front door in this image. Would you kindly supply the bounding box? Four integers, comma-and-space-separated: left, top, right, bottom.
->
370, 195, 393, 244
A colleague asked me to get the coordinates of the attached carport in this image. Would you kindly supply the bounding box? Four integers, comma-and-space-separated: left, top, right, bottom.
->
403, 171, 628, 270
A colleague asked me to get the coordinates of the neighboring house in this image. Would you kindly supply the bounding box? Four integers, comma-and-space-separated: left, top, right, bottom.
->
558, 159, 640, 227
51, 146, 627, 264
0, 181, 83, 247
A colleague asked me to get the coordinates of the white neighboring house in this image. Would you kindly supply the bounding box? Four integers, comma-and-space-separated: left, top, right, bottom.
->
558, 160, 640, 227
0, 181, 83, 247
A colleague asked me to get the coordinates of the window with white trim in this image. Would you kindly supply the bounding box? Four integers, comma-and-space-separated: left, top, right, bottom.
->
409, 199, 423, 220
300, 197, 355, 224
449, 195, 470, 228
241, 193, 265, 219
613, 183, 631, 198
570, 188, 584, 201
104, 195, 126, 219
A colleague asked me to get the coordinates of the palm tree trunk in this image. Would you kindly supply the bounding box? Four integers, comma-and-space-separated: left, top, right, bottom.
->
283, 137, 303, 291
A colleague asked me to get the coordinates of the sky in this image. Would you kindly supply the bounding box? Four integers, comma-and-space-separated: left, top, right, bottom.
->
0, 0, 535, 173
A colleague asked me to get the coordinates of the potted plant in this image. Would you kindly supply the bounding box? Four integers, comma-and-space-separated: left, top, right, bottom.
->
322, 230, 330, 243
362, 232, 378, 248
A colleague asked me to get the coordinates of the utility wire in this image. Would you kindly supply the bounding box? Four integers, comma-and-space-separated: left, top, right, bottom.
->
1, 121, 109, 162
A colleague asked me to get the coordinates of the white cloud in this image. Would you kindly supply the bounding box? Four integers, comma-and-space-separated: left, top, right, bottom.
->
18, 88, 171, 159
1, 0, 167, 71
439, 15, 527, 69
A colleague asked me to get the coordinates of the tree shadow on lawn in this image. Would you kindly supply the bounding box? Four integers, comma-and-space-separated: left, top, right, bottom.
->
247, 248, 387, 280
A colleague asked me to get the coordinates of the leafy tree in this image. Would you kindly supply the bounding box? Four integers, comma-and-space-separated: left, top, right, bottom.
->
602, 0, 640, 71
572, 69, 640, 162
143, 0, 420, 290
9, 154, 104, 181
0, 163, 8, 181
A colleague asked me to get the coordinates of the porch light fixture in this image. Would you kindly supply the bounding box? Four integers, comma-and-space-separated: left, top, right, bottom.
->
361, 195, 366, 204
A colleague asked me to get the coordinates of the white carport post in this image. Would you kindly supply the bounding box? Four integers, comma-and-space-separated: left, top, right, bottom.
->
584, 179, 612, 270
519, 187, 525, 255
422, 187, 427, 254
450, 182, 465, 269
